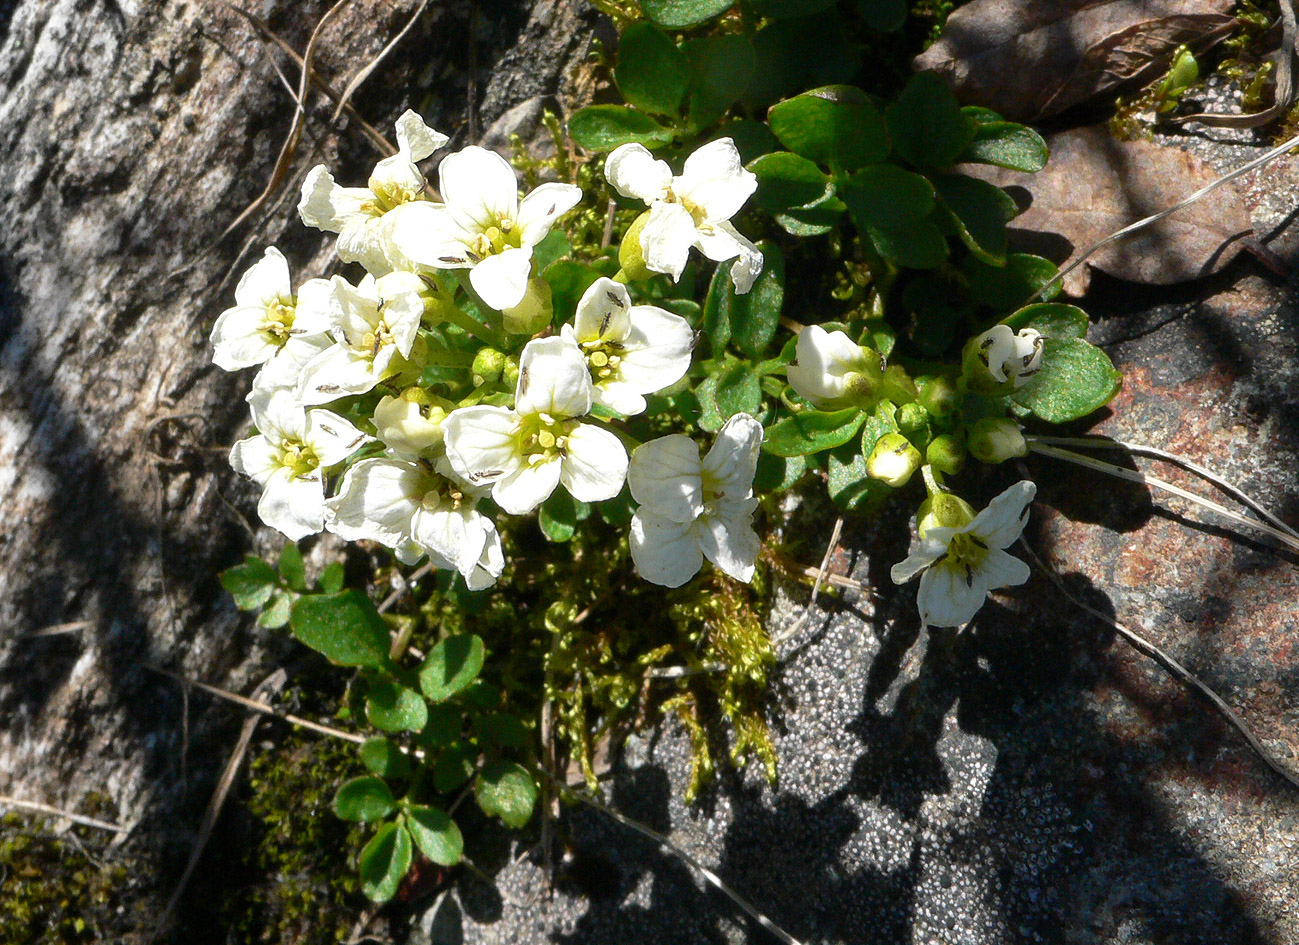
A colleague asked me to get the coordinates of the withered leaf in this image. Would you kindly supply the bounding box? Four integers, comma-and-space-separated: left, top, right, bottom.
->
967, 126, 1254, 296
915, 0, 1236, 121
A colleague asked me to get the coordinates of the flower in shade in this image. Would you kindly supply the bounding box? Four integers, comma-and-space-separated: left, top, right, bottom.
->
604, 138, 762, 293
229, 390, 371, 540
964, 324, 1044, 393
210, 247, 334, 372
559, 277, 694, 416
890, 480, 1036, 628
628, 414, 763, 587
298, 110, 448, 274
441, 337, 628, 514
388, 146, 582, 311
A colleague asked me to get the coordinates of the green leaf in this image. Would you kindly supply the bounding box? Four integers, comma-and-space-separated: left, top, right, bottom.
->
257, 590, 293, 629
775, 193, 846, 236
763, 407, 866, 456
767, 86, 888, 170
1013, 338, 1122, 423
827, 408, 896, 511
418, 634, 486, 702
753, 451, 808, 492
332, 776, 395, 822
404, 806, 464, 866
640, 0, 733, 28
317, 561, 346, 594
867, 220, 948, 269
220, 556, 278, 611
360, 737, 411, 780
749, 151, 831, 211
616, 23, 691, 117
702, 265, 733, 354
277, 542, 306, 592
855, 0, 906, 31
932, 173, 1017, 266
366, 680, 429, 733
419, 703, 463, 748
539, 490, 579, 543
532, 229, 572, 273
544, 259, 605, 324
433, 743, 479, 793
886, 72, 977, 171
842, 166, 946, 268
290, 591, 392, 669
684, 34, 757, 128
962, 253, 1061, 310
693, 372, 726, 432
959, 107, 1049, 172
475, 761, 538, 829
569, 105, 674, 152
1001, 302, 1089, 339
476, 712, 529, 749
746, 12, 862, 107
714, 363, 762, 418
358, 823, 412, 904
730, 240, 784, 358
717, 119, 779, 163
753, 0, 832, 17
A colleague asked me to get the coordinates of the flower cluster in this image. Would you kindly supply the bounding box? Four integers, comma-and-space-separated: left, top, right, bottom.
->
214, 114, 766, 591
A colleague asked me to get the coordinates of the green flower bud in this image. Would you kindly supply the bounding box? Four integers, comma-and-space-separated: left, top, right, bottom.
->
501, 358, 520, 389
501, 277, 553, 335
926, 433, 966, 475
618, 211, 653, 282
917, 374, 960, 418
842, 368, 882, 408
968, 417, 1028, 464
867, 433, 922, 487
897, 402, 928, 434
471, 347, 507, 383
916, 492, 977, 539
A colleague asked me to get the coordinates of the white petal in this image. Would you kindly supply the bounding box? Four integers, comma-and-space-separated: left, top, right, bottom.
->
604, 144, 673, 204
560, 423, 628, 503
978, 547, 1031, 591
229, 434, 279, 485
720, 223, 763, 294
440, 146, 519, 231
628, 434, 703, 524
394, 109, 448, 162
917, 560, 988, 628
516, 337, 593, 418
470, 246, 534, 311
257, 471, 325, 540
630, 511, 703, 587
969, 480, 1036, 549
492, 457, 562, 514
234, 246, 292, 308
572, 277, 632, 343
298, 165, 371, 233
336, 217, 395, 275
413, 504, 489, 577
375, 270, 427, 358
701, 414, 763, 504
211, 306, 280, 371
466, 523, 506, 589
639, 201, 698, 282
615, 305, 694, 394
292, 278, 337, 335
306, 409, 370, 466
516, 182, 583, 246
889, 534, 950, 584
369, 153, 426, 200
386, 201, 475, 269
295, 344, 381, 405
695, 502, 760, 583
675, 138, 757, 224
325, 458, 421, 546
975, 324, 1017, 383
442, 406, 522, 486
786, 325, 867, 407
255, 390, 308, 444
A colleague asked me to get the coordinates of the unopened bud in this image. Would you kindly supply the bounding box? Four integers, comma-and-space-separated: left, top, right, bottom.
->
867, 433, 922, 487
917, 374, 960, 418
926, 433, 966, 475
897, 403, 928, 434
843, 370, 881, 408
968, 417, 1027, 464
962, 325, 1044, 394
501, 358, 520, 388
471, 347, 507, 382
501, 277, 553, 335
916, 492, 976, 539
374, 395, 446, 456
618, 212, 653, 282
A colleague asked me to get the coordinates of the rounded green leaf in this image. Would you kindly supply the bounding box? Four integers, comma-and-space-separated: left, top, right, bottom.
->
358, 822, 412, 903
746, 12, 862, 107
749, 151, 831, 211
333, 776, 395, 822
290, 590, 391, 669
962, 254, 1061, 309
360, 737, 411, 780
418, 703, 464, 749
774, 192, 846, 236
256, 591, 293, 629
433, 743, 479, 793
1013, 337, 1122, 423
717, 119, 779, 163
418, 634, 486, 702
685, 34, 757, 128
220, 556, 278, 611
474, 761, 538, 829
1001, 302, 1089, 339
767, 87, 888, 170
714, 363, 762, 419
842, 165, 933, 229
404, 806, 464, 866
317, 561, 345, 594
731, 240, 784, 358
539, 490, 578, 543
886, 72, 977, 171
366, 681, 429, 733
568, 105, 674, 152
762, 407, 867, 456
277, 542, 306, 592
616, 23, 691, 117
960, 107, 1049, 172
639, 0, 733, 28
932, 173, 1018, 266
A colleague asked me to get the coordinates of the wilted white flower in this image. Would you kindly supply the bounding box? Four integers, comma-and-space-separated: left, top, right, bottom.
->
559, 277, 694, 416
890, 480, 1036, 628
785, 325, 880, 409
372, 395, 447, 460
296, 272, 427, 406
325, 456, 504, 590
441, 337, 628, 514
298, 110, 448, 274
229, 390, 371, 540
210, 247, 333, 372
966, 325, 1044, 392
628, 414, 763, 587
388, 146, 581, 311
604, 138, 762, 293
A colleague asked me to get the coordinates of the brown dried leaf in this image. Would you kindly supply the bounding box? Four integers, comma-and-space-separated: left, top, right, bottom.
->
915, 0, 1236, 121
968, 126, 1254, 295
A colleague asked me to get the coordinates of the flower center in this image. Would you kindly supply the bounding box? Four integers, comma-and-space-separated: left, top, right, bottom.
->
260, 299, 297, 346
359, 323, 396, 361
518, 411, 575, 466
470, 217, 523, 260
939, 532, 990, 587
581, 340, 625, 381
365, 178, 421, 215
279, 439, 319, 478
664, 187, 708, 228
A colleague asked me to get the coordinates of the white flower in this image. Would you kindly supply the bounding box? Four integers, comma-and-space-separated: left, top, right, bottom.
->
605, 138, 763, 293
628, 414, 763, 587
325, 456, 504, 590
210, 248, 334, 372
372, 395, 446, 460
559, 277, 694, 416
890, 481, 1036, 628
441, 337, 628, 514
229, 390, 371, 540
298, 110, 448, 274
296, 272, 427, 406
970, 325, 1044, 390
785, 325, 879, 409
388, 146, 582, 311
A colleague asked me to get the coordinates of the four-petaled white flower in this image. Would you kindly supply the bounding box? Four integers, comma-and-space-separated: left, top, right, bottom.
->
325, 456, 504, 590
972, 325, 1044, 390
210, 247, 334, 372
229, 390, 371, 540
296, 272, 427, 406
389, 146, 582, 311
604, 138, 763, 293
890, 480, 1036, 628
628, 414, 763, 588
441, 337, 628, 514
559, 277, 694, 416
299, 110, 448, 274
785, 325, 879, 409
